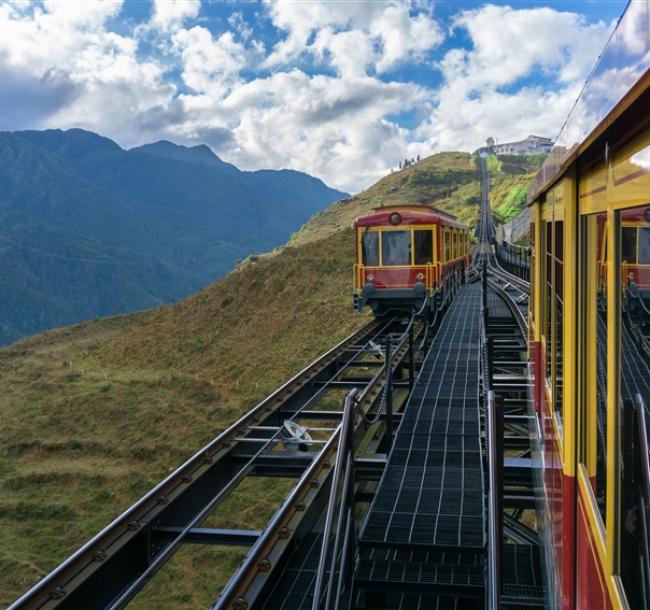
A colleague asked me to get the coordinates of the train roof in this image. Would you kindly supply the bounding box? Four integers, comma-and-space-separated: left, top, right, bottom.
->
355, 204, 468, 230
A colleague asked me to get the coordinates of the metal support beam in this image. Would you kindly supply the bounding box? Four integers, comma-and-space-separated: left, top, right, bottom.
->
153, 528, 260, 547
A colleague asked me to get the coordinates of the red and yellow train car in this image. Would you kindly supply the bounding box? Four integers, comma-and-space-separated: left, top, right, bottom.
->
528, 3, 650, 608
353, 204, 469, 316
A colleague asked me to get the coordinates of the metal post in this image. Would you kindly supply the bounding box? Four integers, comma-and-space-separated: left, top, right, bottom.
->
496, 394, 504, 591
385, 335, 394, 450
345, 401, 356, 609
487, 391, 502, 610
408, 324, 415, 391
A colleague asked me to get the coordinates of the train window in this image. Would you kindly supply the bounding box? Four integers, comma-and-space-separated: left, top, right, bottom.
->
414, 230, 433, 264
619, 208, 650, 604
382, 230, 410, 266
444, 230, 451, 262
622, 227, 637, 263
452, 231, 457, 259
362, 231, 379, 266
545, 221, 553, 380
584, 215, 607, 523
555, 221, 564, 424
638, 227, 650, 264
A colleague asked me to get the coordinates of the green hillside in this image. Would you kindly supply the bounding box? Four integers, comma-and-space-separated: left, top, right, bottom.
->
486, 154, 545, 222
0, 151, 540, 607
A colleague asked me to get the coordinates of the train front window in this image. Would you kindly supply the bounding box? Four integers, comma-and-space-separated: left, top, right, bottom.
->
638, 227, 650, 264
362, 231, 379, 266
622, 227, 637, 263
382, 230, 411, 266
414, 230, 433, 264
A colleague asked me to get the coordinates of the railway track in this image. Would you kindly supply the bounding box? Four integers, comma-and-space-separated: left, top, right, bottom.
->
11, 300, 452, 610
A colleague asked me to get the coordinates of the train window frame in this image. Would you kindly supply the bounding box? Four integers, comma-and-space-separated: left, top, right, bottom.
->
621, 225, 637, 264
544, 219, 554, 393
638, 226, 650, 265
414, 229, 434, 265
553, 219, 564, 431
380, 227, 412, 267
578, 207, 623, 579
361, 229, 380, 266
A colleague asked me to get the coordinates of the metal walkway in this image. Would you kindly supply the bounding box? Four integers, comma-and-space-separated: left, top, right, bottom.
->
356, 283, 484, 607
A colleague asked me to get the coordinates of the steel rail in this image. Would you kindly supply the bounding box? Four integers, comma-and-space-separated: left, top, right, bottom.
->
213, 320, 425, 610
105, 320, 397, 610
9, 319, 391, 610
312, 389, 357, 610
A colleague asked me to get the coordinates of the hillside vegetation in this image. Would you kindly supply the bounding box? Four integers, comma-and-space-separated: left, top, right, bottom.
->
0, 151, 540, 608
487, 154, 545, 222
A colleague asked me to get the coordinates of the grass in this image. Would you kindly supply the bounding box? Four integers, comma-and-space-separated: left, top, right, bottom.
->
0, 150, 543, 607
486, 154, 544, 223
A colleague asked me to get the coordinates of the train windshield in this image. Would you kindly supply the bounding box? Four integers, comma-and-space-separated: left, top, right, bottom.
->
362, 231, 379, 266
639, 227, 650, 264
382, 230, 411, 265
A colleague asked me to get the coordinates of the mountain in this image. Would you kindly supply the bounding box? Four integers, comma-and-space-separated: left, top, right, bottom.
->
0, 151, 540, 608
130, 140, 239, 173
0, 129, 347, 345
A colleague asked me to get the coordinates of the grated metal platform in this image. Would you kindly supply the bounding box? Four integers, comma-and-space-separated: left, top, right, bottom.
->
260, 533, 326, 610
502, 544, 545, 608
357, 283, 485, 603
361, 283, 484, 552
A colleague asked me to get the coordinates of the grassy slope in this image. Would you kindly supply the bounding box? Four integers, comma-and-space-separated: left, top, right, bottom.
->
0, 151, 540, 607
487, 154, 545, 223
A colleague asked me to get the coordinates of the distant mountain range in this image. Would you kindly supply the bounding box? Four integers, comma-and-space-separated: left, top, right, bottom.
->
0, 128, 347, 345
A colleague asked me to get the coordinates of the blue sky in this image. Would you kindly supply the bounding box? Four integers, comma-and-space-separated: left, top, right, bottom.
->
0, 0, 627, 191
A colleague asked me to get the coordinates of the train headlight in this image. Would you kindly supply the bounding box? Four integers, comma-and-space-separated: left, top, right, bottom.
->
416, 273, 424, 281
367, 274, 375, 282
389, 212, 402, 226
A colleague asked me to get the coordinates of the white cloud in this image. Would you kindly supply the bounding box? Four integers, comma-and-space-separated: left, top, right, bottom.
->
263, 0, 444, 76
416, 4, 614, 154
0, 0, 175, 143
173, 26, 248, 96
150, 0, 200, 31
0, 0, 624, 193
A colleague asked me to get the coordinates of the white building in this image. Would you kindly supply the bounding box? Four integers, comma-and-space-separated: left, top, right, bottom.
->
475, 135, 553, 157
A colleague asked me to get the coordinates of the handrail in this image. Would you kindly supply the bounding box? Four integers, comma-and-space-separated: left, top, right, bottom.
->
312, 389, 358, 610
481, 255, 501, 610
486, 390, 502, 610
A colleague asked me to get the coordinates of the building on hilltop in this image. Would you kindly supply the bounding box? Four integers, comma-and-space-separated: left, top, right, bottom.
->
475, 134, 553, 157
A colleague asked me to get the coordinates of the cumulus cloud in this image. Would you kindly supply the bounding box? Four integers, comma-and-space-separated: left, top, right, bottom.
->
417, 5, 613, 153
0, 0, 623, 192
263, 0, 444, 76
173, 27, 249, 96
150, 0, 200, 31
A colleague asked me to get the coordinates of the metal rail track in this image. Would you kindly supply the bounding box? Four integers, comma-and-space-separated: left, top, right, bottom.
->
9, 318, 412, 610
213, 317, 430, 610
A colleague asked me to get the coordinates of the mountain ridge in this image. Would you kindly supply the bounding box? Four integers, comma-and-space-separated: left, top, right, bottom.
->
0, 128, 347, 345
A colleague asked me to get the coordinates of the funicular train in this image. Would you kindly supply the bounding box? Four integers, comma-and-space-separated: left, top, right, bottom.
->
353, 204, 470, 318
526, 2, 650, 606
